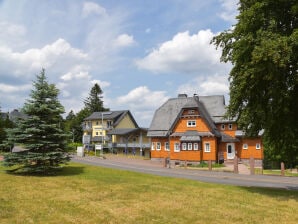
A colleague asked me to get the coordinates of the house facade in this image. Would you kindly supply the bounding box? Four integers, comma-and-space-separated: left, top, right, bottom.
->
83, 110, 150, 156
147, 94, 263, 166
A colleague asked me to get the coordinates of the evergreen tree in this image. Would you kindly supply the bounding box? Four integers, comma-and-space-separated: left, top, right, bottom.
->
212, 0, 298, 166
84, 83, 109, 113
3, 69, 70, 174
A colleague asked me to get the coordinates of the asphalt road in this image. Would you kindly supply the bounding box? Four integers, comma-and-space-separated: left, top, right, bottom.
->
72, 155, 298, 190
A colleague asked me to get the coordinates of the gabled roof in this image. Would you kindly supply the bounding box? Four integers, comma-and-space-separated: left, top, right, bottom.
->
147, 95, 227, 137
84, 110, 139, 128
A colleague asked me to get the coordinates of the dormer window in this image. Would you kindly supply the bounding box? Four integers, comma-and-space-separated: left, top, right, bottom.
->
187, 120, 196, 127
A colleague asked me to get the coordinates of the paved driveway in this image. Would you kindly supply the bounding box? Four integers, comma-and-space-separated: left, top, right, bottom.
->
72, 154, 298, 190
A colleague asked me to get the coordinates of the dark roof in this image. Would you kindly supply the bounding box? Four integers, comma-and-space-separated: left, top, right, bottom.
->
147, 95, 225, 137
221, 133, 239, 142
84, 110, 139, 128
108, 128, 148, 136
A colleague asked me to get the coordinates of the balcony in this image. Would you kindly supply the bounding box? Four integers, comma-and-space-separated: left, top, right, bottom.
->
108, 143, 151, 148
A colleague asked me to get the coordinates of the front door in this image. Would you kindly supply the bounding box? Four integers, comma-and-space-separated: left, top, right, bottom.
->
227, 143, 235, 159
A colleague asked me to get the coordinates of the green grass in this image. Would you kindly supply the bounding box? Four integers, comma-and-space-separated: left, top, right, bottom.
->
0, 162, 298, 224
255, 168, 298, 177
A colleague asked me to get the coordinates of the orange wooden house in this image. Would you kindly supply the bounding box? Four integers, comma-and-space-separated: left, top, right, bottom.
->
147, 94, 263, 166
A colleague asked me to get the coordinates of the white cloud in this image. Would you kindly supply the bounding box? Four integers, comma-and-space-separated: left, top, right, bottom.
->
0, 38, 88, 78
0, 83, 31, 93
218, 0, 238, 23
117, 86, 168, 109
113, 34, 136, 47
61, 71, 90, 81
0, 21, 27, 49
82, 1, 107, 18
115, 86, 169, 126
177, 73, 229, 97
135, 29, 222, 74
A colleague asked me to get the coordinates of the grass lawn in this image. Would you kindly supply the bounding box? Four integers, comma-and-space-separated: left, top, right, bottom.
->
0, 162, 297, 224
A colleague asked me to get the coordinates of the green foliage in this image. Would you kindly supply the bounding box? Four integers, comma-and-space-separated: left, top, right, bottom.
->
84, 83, 109, 113
0, 110, 14, 151
3, 69, 70, 174
212, 0, 298, 166
63, 83, 109, 144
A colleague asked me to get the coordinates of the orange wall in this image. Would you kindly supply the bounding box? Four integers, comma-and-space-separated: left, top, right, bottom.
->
151, 136, 217, 162
237, 138, 263, 159
174, 117, 210, 133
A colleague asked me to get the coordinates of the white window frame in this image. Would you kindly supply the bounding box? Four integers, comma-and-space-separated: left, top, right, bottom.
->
221, 124, 225, 130
156, 142, 161, 151
194, 143, 199, 151
151, 142, 155, 151
204, 142, 211, 153
256, 143, 261, 150
228, 124, 233, 130
165, 142, 170, 151
187, 120, 196, 127
182, 143, 187, 150
243, 143, 248, 150
188, 143, 192, 150
174, 143, 180, 152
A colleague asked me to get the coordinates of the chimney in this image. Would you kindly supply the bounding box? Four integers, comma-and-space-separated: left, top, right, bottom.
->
193, 94, 199, 101
178, 93, 188, 98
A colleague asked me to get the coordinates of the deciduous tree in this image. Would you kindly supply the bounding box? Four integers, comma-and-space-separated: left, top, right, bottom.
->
212, 0, 298, 166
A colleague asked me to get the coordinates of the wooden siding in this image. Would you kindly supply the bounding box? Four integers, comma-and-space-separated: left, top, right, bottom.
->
115, 114, 137, 129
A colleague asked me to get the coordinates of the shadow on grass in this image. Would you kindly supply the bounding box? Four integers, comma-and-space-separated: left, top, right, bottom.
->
240, 186, 298, 202
4, 165, 85, 177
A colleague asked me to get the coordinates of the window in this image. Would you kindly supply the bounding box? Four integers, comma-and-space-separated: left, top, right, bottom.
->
221, 124, 225, 130
204, 142, 211, 152
174, 143, 180, 152
156, 142, 161, 151
182, 143, 187, 150
96, 132, 98, 136
194, 143, 199, 150
187, 120, 196, 127
243, 143, 248, 149
188, 110, 195, 114
165, 142, 170, 151
151, 142, 155, 151
228, 124, 233, 130
188, 143, 192, 150
256, 143, 261, 150
96, 121, 99, 125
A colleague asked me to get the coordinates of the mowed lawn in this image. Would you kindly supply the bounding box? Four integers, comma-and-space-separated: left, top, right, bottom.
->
0, 162, 297, 224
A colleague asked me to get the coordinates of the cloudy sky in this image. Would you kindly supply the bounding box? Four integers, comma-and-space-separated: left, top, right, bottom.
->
0, 0, 238, 127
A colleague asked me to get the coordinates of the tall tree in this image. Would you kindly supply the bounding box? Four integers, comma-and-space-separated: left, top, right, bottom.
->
84, 83, 109, 113
3, 69, 70, 174
212, 0, 298, 166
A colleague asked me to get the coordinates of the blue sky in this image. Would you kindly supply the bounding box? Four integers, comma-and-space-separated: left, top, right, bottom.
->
0, 0, 238, 127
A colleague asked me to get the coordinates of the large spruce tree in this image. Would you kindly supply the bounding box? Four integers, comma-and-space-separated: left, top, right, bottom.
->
212, 0, 297, 166
3, 69, 70, 174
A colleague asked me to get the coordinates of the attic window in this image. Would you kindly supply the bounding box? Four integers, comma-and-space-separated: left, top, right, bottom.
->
188, 110, 195, 114
187, 120, 196, 127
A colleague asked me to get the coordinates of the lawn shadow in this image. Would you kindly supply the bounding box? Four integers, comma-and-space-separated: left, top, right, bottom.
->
240, 186, 298, 202
4, 165, 85, 177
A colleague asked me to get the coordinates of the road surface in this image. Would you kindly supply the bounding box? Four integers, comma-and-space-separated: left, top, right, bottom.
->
72, 155, 298, 190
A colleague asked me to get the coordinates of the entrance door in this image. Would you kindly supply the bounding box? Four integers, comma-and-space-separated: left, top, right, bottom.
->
227, 143, 235, 159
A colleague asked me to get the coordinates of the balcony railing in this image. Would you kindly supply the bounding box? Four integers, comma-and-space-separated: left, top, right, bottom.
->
108, 143, 151, 148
